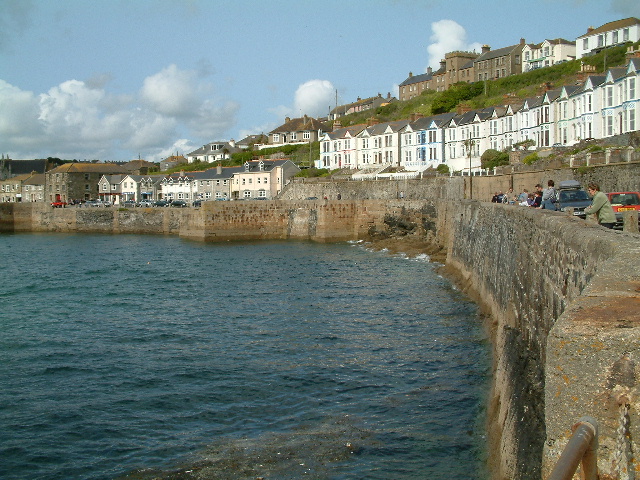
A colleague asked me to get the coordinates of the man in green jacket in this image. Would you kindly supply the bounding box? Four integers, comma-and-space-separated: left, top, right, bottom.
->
584, 182, 616, 229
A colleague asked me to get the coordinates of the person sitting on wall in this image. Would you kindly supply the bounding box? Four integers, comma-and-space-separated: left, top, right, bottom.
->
584, 182, 616, 229
540, 180, 558, 210
531, 191, 542, 208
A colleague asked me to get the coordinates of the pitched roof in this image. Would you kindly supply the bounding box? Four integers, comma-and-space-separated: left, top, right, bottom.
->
47, 163, 129, 174
475, 43, 524, 62
577, 17, 640, 39
269, 116, 325, 134
23, 174, 45, 185
399, 71, 433, 87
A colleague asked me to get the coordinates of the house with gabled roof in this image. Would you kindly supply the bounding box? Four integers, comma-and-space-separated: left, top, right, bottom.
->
186, 140, 243, 164
192, 164, 242, 201
577, 17, 640, 59
268, 115, 327, 146
567, 75, 606, 142
398, 70, 434, 101
600, 66, 630, 139
98, 174, 126, 204
0, 171, 46, 203
355, 120, 410, 168
621, 58, 640, 135
399, 113, 455, 171
21, 173, 46, 203
160, 173, 197, 202
231, 159, 299, 200
554, 85, 582, 145
319, 124, 367, 169
473, 40, 526, 81
523, 39, 576, 72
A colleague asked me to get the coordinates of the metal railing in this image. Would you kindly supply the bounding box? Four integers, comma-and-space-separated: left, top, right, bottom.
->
547, 417, 598, 480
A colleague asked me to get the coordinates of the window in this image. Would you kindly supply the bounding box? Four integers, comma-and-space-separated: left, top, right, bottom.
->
623, 28, 629, 41
273, 134, 280, 143
630, 109, 636, 131
244, 190, 251, 198
303, 131, 310, 140
613, 31, 619, 44
291, 132, 297, 141
258, 190, 266, 198
629, 78, 636, 100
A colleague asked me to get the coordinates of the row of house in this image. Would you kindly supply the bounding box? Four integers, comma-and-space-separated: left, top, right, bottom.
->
0, 158, 300, 205
398, 17, 640, 101
317, 58, 640, 174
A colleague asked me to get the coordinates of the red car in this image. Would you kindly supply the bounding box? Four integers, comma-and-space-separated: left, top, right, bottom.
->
606, 192, 640, 228
51, 201, 67, 208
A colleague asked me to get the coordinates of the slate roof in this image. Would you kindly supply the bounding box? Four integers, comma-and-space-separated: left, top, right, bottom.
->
187, 141, 243, 157
192, 167, 242, 180
398, 72, 433, 87
1, 159, 48, 175
475, 43, 523, 62
269, 116, 325, 134
577, 17, 640, 39
323, 125, 367, 140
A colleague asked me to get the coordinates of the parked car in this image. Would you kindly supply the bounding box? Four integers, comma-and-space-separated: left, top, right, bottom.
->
84, 200, 110, 207
138, 200, 154, 207
153, 200, 169, 207
121, 200, 137, 208
556, 180, 591, 218
606, 191, 640, 228
192, 200, 202, 207
170, 200, 187, 208
51, 201, 67, 208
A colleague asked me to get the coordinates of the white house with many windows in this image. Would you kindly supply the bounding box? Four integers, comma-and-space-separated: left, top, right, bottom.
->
319, 125, 367, 169
523, 39, 576, 72
315, 59, 639, 174
576, 17, 640, 58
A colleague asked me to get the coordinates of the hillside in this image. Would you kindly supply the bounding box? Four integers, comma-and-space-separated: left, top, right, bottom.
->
335, 42, 637, 127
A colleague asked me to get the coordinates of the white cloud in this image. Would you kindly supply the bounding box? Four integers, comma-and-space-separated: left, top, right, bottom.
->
140, 64, 202, 117
426, 19, 482, 70
293, 80, 335, 118
0, 65, 239, 160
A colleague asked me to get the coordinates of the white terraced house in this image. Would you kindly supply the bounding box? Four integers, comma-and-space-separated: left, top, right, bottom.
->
315, 59, 639, 174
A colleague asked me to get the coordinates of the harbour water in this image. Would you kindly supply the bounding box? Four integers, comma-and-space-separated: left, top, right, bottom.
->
0, 233, 490, 479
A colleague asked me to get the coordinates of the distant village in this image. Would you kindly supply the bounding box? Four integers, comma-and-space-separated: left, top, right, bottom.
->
1, 17, 639, 206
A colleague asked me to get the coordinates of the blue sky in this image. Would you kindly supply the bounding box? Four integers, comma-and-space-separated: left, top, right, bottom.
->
1, 0, 639, 162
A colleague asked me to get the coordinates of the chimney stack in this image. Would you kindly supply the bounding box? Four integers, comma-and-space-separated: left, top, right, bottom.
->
482, 45, 491, 54
217, 163, 222, 174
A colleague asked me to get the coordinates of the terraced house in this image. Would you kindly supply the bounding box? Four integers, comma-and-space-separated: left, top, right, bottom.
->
316, 58, 640, 175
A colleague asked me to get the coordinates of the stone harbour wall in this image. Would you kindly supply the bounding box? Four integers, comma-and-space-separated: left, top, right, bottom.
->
1, 193, 640, 480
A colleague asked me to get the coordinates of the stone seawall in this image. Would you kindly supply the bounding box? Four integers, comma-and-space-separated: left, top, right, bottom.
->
2, 199, 639, 480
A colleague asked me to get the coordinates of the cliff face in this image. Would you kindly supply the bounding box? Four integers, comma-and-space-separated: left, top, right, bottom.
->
2, 198, 640, 480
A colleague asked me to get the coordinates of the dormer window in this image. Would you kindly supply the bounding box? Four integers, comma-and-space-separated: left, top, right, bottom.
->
259, 161, 264, 171
244, 162, 250, 172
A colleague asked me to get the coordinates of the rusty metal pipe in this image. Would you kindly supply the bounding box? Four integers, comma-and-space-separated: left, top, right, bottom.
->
547, 417, 598, 480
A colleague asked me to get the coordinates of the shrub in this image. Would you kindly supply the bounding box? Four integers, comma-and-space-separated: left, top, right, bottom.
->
436, 164, 449, 174
522, 152, 539, 165
481, 149, 510, 169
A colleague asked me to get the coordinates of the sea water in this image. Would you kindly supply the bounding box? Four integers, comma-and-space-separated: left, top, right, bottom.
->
0, 233, 490, 480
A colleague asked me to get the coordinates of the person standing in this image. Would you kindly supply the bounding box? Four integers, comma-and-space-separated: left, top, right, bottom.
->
584, 182, 616, 228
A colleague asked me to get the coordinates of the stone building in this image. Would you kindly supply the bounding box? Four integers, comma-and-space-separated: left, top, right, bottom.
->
45, 163, 128, 203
